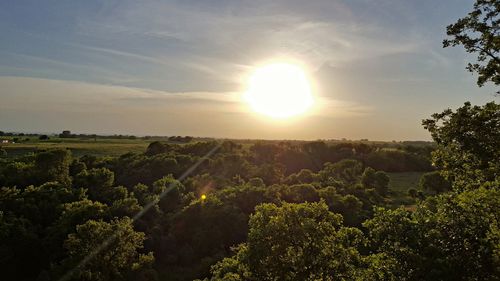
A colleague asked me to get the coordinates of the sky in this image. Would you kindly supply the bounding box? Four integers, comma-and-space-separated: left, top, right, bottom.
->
0, 0, 497, 141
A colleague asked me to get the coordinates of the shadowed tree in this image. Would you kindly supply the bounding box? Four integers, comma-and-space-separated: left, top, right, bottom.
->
419, 171, 451, 194
361, 167, 390, 196
34, 149, 72, 186
74, 168, 115, 203
408, 188, 418, 198
0, 148, 7, 157
208, 202, 365, 281
55, 217, 155, 281
0, 213, 44, 281
422, 102, 500, 190
145, 141, 169, 156
364, 186, 500, 280
319, 159, 363, 186
44, 199, 109, 263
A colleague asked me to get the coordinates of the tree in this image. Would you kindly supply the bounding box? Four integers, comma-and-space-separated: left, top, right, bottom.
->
319, 159, 363, 186
165, 196, 247, 275
251, 163, 285, 185
0, 183, 85, 280
443, 0, 500, 92
407, 188, 418, 198
285, 169, 318, 184
145, 141, 169, 156
361, 167, 390, 196
10, 182, 84, 227
365, 149, 432, 172
247, 177, 265, 188
319, 187, 364, 226
208, 244, 252, 281
59, 130, 72, 138
210, 154, 252, 180
277, 184, 320, 203
364, 186, 500, 280
69, 160, 87, 177
152, 175, 184, 213
208, 202, 365, 280
302, 141, 330, 164
422, 102, 500, 190
39, 135, 49, 140
0, 213, 44, 281
74, 168, 115, 203
419, 171, 451, 194
45, 199, 109, 263
34, 149, 72, 186
56, 217, 155, 281
249, 143, 281, 164
0, 148, 6, 158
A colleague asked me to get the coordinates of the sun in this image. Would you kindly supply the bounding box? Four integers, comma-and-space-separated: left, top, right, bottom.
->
244, 63, 314, 119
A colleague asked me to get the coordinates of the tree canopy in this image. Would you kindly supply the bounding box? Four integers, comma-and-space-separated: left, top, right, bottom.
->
443, 0, 500, 92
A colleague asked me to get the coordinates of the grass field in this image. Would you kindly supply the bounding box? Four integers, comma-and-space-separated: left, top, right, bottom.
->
387, 171, 425, 207
1, 137, 150, 157
388, 172, 424, 192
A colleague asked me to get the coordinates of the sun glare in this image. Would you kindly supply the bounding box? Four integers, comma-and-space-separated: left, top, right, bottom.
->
244, 63, 314, 119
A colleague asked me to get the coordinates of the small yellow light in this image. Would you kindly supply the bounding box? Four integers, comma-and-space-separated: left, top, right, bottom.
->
201, 194, 207, 200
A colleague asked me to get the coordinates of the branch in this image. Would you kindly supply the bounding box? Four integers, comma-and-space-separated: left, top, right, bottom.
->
476, 45, 500, 64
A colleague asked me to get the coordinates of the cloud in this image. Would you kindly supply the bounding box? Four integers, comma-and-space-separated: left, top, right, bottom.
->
0, 76, 375, 139
71, 44, 171, 66
1, 0, 432, 96
69, 0, 429, 88
0, 76, 248, 136
1, 0, 492, 140
0, 76, 240, 109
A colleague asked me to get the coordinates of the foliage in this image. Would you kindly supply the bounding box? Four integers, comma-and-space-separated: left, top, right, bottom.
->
443, 0, 500, 92
362, 167, 390, 196
419, 171, 451, 194
319, 159, 363, 186
364, 149, 432, 172
0, 133, 493, 280
422, 102, 500, 190
0, 213, 44, 280
208, 202, 365, 281
0, 148, 7, 157
364, 186, 500, 280
408, 188, 418, 198
34, 149, 72, 186
55, 217, 154, 281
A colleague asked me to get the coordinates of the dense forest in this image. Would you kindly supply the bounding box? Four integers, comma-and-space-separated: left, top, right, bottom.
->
1, 1, 499, 280
1, 135, 437, 280
1, 99, 499, 281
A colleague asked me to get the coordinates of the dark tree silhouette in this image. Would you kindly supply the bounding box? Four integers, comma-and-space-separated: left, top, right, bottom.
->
443, 0, 500, 92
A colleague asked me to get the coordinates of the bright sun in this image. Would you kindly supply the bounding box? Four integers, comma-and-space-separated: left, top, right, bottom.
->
244, 63, 314, 119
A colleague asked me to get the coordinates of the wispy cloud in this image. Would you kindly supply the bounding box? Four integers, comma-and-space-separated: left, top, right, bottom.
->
71, 44, 171, 65
0, 0, 493, 140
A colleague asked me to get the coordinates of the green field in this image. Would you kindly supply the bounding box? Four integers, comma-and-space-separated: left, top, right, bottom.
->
1, 137, 150, 157
388, 172, 424, 192
387, 171, 424, 207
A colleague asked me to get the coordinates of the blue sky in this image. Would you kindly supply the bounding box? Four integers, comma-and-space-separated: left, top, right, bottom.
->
0, 0, 496, 140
